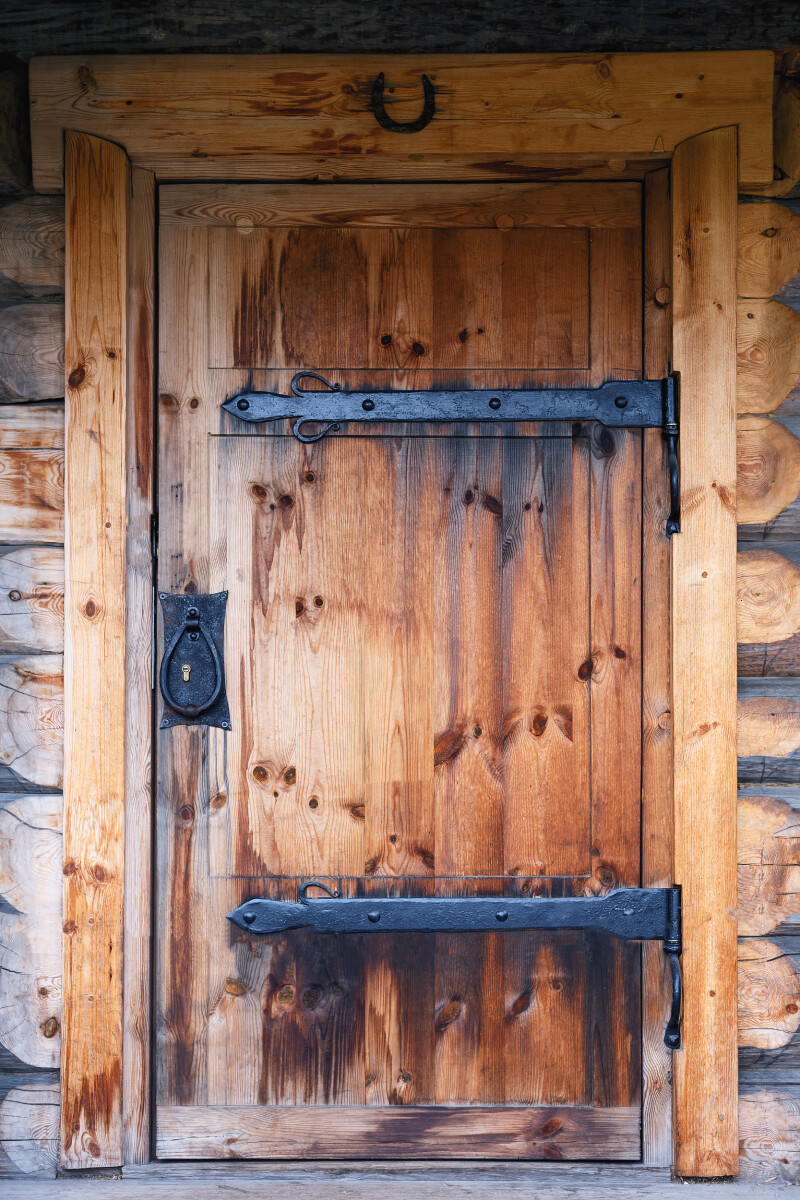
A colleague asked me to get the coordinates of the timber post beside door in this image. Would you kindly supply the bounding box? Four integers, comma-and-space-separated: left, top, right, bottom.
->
670, 126, 739, 1176
49, 53, 773, 1176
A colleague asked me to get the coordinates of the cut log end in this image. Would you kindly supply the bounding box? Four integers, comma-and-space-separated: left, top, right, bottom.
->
737, 548, 800, 644
737, 416, 800, 525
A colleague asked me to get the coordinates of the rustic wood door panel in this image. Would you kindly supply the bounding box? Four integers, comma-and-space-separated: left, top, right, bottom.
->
156, 182, 645, 1160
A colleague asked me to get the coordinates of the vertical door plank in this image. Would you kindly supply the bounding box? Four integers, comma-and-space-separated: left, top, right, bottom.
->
362, 438, 436, 1106
671, 127, 739, 1177
501, 436, 592, 1103
122, 166, 155, 1164
156, 224, 214, 1109
502, 437, 591, 878
62, 131, 129, 1169
641, 166, 675, 1167
433, 439, 504, 1104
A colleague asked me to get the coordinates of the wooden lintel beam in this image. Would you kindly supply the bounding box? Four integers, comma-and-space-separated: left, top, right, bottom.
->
28, 52, 775, 191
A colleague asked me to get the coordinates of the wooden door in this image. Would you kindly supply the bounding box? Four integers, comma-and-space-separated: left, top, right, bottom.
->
155, 180, 654, 1160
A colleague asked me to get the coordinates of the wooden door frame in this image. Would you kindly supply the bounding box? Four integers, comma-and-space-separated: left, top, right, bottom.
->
42, 51, 772, 1176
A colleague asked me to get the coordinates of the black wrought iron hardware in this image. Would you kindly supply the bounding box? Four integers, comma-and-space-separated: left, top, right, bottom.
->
371, 72, 436, 133
663, 374, 680, 537
223, 372, 681, 535
159, 591, 231, 730
229, 883, 682, 1047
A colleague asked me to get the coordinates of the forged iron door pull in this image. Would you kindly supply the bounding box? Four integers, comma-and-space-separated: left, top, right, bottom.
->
371, 72, 436, 133
159, 591, 231, 730
229, 883, 682, 1047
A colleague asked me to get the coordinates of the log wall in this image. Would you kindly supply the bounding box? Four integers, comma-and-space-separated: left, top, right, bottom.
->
1, 30, 799, 1183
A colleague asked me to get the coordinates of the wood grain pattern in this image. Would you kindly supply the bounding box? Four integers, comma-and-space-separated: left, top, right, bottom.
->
737, 300, 800, 415
161, 182, 642, 228
738, 939, 800, 1050
0, 549, 64, 654
0, 656, 63, 788
737, 794, 800, 937
670, 126, 739, 1177
0, 1078, 59, 1177
0, 197, 64, 291
0, 403, 63, 448
29, 53, 773, 192
738, 696, 800, 758
736, 416, 800, 525
0, 793, 61, 1069
739, 1088, 800, 1182
0, 449, 63, 544
0, 305, 64, 402
737, 549, 800, 645
748, 77, 800, 198
122, 167, 154, 1165
156, 1103, 641, 1160
641, 166, 673, 1167
737, 203, 800, 299
61, 130, 128, 1169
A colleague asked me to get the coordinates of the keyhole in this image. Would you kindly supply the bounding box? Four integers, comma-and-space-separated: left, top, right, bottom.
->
182, 664, 191, 682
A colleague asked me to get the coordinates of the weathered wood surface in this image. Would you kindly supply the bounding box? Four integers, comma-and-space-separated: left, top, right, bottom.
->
671, 126, 739, 1177
738, 938, 800, 1048
156, 1104, 640, 1159
0, 403, 63, 448
738, 695, 800, 759
61, 131, 128, 1169
749, 76, 800, 198
0, 657, 63, 789
161, 181, 642, 229
0, 449, 63, 545
0, 56, 31, 196
739, 1087, 800, 1182
0, 1075, 58, 1177
736, 416, 800, 526
0, 198, 64, 293
737, 548, 800, 645
0, 549, 64, 655
0, 794, 61, 1071
736, 300, 800, 414
738, 202, 800, 298
641, 165, 673, 1167
737, 793, 800, 937
0, 304, 63, 401
122, 167, 154, 1165
29, 53, 774, 191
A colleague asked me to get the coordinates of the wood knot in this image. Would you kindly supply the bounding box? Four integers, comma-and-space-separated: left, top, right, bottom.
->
435, 1000, 462, 1032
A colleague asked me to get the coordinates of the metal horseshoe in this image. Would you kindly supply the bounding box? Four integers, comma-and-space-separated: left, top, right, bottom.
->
371, 72, 435, 134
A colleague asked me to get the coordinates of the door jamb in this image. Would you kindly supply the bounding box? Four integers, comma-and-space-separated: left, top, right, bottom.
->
54, 52, 754, 1176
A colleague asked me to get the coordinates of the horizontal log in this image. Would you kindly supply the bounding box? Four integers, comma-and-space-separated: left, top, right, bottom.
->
0, 403, 63, 448
739, 1088, 800, 1182
738, 202, 800, 298
0, 549, 64, 655
737, 794, 800, 936
737, 300, 800, 414
0, 449, 64, 544
737, 416, 800, 525
0, 198, 64, 291
0, 656, 63, 789
0, 793, 61, 1071
737, 548, 800, 644
0, 1077, 58, 1176
0, 303, 63, 402
0, 55, 31, 194
738, 695, 800, 758
738, 937, 800, 1049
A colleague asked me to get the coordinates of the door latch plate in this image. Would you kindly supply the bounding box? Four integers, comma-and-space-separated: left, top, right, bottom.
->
159, 591, 231, 730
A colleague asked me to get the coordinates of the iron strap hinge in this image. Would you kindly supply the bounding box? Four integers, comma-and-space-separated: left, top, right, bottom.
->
223, 372, 680, 536
229, 883, 683, 1047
